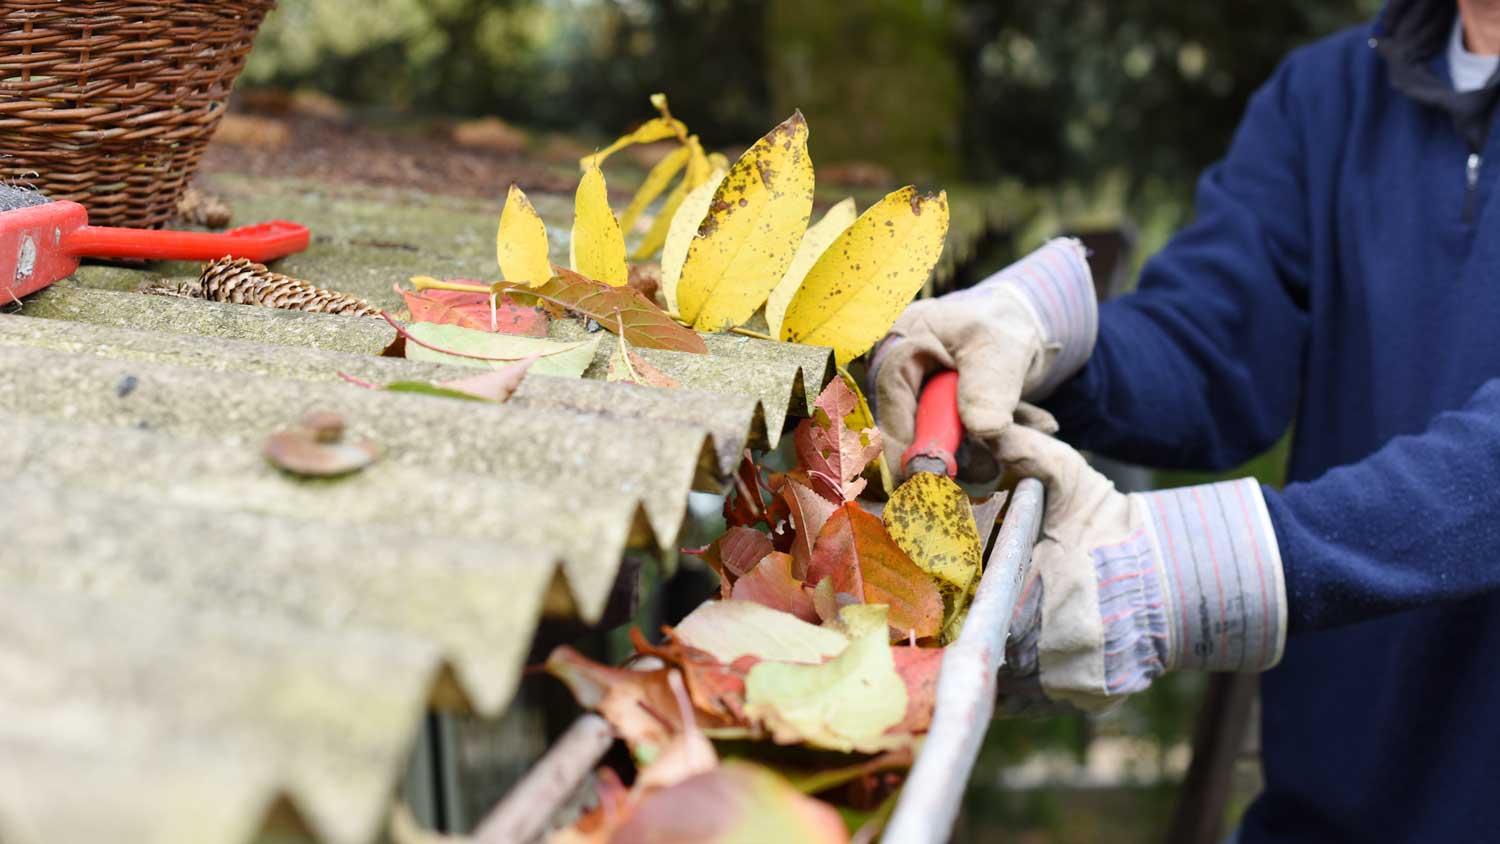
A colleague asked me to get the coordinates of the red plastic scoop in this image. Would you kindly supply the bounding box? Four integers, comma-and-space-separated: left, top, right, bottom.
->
1, 198, 310, 301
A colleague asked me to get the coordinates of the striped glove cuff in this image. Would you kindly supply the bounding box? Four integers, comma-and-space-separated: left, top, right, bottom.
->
977, 237, 1098, 400
1098, 479, 1288, 695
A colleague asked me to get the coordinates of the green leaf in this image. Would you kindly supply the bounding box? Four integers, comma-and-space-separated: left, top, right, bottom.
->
403, 323, 599, 376
673, 600, 848, 665
744, 624, 909, 753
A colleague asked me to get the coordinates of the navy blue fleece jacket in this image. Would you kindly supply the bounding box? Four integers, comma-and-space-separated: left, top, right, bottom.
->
1044, 6, 1500, 842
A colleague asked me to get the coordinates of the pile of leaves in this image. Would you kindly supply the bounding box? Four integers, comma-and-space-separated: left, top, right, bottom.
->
544, 377, 1001, 843
341, 97, 967, 842
345, 94, 948, 401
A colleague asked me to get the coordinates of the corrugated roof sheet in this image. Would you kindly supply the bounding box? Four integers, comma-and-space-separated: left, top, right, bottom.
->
0, 180, 836, 844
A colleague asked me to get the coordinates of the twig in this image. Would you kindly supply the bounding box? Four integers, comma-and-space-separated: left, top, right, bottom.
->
472, 714, 615, 844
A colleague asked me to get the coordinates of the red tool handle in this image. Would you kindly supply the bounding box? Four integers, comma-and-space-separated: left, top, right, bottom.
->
61, 220, 310, 263
900, 369, 963, 478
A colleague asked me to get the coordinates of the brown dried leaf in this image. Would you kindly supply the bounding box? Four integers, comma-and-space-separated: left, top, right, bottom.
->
495, 266, 707, 353
722, 452, 768, 528
804, 504, 943, 640
774, 472, 838, 579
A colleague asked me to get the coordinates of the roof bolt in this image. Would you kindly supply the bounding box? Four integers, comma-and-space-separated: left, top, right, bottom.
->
301, 409, 346, 443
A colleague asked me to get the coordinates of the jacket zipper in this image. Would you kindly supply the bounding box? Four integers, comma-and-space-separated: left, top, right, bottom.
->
1465, 152, 1482, 223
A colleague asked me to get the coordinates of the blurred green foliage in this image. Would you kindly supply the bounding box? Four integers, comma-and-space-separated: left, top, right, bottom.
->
247, 0, 1381, 199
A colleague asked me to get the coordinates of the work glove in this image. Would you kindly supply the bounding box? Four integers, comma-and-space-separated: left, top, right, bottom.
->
872, 238, 1098, 475
995, 425, 1288, 714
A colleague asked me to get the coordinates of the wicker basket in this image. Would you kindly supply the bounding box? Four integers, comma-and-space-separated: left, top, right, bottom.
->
0, 1, 276, 229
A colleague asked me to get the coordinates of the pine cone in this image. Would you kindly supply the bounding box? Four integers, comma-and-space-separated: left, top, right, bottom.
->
197, 257, 380, 318
175, 186, 233, 229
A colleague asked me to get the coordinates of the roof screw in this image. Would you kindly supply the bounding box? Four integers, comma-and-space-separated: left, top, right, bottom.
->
301, 409, 346, 443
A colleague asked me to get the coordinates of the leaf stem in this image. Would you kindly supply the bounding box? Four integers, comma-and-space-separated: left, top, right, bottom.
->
410, 278, 493, 295
665, 311, 776, 343
614, 312, 641, 383
728, 326, 775, 342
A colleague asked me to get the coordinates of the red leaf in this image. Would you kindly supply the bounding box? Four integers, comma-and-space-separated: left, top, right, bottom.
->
773, 471, 837, 579
611, 761, 850, 844
684, 526, 772, 597
731, 552, 819, 623
804, 504, 943, 639
634, 629, 755, 724
723, 452, 768, 528
495, 266, 708, 353
792, 378, 882, 503
889, 646, 943, 735
398, 283, 549, 337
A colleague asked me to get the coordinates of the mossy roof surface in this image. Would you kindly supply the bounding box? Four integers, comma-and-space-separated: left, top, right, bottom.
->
0, 175, 840, 844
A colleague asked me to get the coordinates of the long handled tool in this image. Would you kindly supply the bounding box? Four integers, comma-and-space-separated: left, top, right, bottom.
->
0, 185, 309, 301
884, 370, 1046, 844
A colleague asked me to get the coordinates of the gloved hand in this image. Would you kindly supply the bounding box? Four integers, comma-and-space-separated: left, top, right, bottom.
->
872, 238, 1097, 475
994, 425, 1288, 714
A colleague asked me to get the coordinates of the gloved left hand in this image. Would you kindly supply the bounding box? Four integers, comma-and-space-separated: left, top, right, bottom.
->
995, 425, 1289, 714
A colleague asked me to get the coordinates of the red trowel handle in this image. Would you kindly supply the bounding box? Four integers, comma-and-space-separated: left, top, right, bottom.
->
63, 219, 310, 263
900, 369, 962, 478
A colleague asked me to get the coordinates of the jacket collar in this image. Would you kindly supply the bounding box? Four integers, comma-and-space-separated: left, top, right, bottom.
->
1375, 0, 1500, 151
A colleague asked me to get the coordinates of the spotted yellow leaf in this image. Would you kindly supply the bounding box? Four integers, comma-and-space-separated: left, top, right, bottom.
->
676, 112, 815, 332
765, 197, 857, 339
630, 136, 711, 261
781, 186, 948, 364
619, 144, 691, 235
882, 471, 982, 643
660, 166, 726, 314
495, 185, 552, 288
570, 161, 628, 287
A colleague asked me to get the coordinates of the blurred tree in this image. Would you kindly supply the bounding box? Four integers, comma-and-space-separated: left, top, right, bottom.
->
766, 0, 963, 180
953, 0, 1382, 193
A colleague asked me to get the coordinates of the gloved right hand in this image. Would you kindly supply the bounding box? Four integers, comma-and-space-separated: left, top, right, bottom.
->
872, 238, 1098, 473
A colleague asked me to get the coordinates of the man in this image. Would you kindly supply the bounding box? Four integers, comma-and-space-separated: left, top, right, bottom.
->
875, 0, 1500, 840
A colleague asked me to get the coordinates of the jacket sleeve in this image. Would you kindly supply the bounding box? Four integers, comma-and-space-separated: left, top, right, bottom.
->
1265, 378, 1500, 632
1044, 58, 1314, 471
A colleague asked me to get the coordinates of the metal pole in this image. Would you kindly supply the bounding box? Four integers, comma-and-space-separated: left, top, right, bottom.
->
884, 478, 1044, 844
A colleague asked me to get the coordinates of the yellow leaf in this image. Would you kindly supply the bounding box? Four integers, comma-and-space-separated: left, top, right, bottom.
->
570, 161, 628, 287
632, 137, 712, 263
496, 184, 552, 288
660, 167, 725, 315
781, 187, 949, 364
580, 116, 687, 169
619, 143, 692, 234
765, 197, 857, 339
882, 471, 982, 644
677, 112, 815, 332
